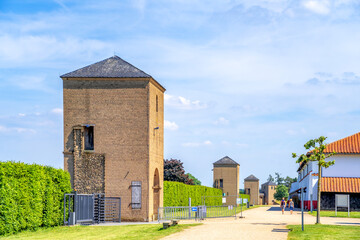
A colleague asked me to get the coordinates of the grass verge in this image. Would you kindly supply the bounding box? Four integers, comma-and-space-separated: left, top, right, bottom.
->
1, 223, 201, 240
287, 224, 360, 240
308, 211, 360, 218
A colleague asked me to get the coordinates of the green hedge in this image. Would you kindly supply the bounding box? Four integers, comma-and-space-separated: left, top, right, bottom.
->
240, 194, 250, 205
164, 181, 222, 206
0, 161, 72, 236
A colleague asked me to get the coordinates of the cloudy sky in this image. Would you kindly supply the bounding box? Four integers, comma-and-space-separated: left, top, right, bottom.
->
1, 0, 360, 188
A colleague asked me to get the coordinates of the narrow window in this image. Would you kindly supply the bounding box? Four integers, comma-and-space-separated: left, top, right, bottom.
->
247, 188, 251, 195
131, 181, 141, 209
220, 179, 223, 188
156, 95, 158, 112
84, 126, 94, 150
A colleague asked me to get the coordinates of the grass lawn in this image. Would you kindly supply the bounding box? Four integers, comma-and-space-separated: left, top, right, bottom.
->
1, 223, 200, 240
308, 211, 360, 218
287, 224, 360, 240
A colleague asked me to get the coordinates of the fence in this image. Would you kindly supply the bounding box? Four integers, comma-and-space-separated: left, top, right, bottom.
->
158, 205, 238, 221
64, 192, 121, 225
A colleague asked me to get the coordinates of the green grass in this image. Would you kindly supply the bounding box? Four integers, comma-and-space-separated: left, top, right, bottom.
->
287, 224, 360, 240
308, 211, 360, 218
1, 224, 200, 240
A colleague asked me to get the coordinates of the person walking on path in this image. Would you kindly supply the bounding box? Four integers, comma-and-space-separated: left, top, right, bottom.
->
280, 198, 286, 215
289, 199, 294, 215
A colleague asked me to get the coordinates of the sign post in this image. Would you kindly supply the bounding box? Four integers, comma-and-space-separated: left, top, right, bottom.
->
335, 194, 350, 217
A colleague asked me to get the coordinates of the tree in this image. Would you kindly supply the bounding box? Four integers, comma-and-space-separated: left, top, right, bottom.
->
284, 176, 297, 189
275, 172, 284, 185
267, 174, 275, 182
164, 159, 193, 185
274, 185, 289, 201
186, 173, 201, 185
292, 136, 336, 224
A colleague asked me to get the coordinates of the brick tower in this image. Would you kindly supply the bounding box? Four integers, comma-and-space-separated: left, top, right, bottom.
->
213, 156, 240, 205
61, 56, 165, 221
244, 174, 260, 205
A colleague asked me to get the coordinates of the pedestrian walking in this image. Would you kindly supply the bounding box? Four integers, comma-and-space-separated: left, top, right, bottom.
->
289, 198, 294, 215
280, 198, 286, 215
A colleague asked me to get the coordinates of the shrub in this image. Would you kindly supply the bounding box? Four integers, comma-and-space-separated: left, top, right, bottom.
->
0, 161, 72, 236
164, 181, 223, 206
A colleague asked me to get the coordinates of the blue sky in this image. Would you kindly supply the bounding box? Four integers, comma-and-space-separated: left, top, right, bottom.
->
1, 0, 360, 188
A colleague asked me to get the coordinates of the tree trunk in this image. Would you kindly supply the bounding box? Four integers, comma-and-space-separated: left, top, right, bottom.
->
316, 164, 321, 224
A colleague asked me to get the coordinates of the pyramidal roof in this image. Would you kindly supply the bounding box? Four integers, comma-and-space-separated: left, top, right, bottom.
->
213, 156, 239, 166
60, 56, 151, 78
244, 174, 259, 181
262, 181, 277, 186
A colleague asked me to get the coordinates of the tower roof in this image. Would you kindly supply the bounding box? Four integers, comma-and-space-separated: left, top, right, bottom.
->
60, 55, 152, 78
213, 156, 239, 166
244, 174, 259, 181
261, 181, 277, 186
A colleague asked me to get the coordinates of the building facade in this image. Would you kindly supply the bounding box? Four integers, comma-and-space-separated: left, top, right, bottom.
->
61, 56, 165, 221
244, 174, 260, 205
213, 156, 240, 205
260, 181, 277, 205
293, 132, 360, 210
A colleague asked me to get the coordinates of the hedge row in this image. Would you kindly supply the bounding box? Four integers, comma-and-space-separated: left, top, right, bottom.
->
164, 181, 222, 206
0, 161, 72, 236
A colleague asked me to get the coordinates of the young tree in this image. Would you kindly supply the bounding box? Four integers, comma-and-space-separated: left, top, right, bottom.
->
274, 185, 289, 200
267, 174, 275, 182
292, 136, 336, 224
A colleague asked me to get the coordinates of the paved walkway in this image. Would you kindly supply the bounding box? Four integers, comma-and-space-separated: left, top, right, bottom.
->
162, 206, 360, 240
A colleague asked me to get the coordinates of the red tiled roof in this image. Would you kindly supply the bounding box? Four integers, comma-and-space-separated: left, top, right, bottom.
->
324, 132, 360, 154
321, 177, 360, 193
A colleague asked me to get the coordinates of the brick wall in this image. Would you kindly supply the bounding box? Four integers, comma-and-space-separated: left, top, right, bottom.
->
63, 78, 165, 221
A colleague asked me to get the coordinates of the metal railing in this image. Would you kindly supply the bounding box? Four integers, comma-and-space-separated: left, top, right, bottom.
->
158, 205, 238, 221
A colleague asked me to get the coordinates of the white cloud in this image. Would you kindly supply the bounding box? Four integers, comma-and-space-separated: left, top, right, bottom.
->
164, 120, 179, 130
302, 0, 330, 15
164, 94, 207, 110
51, 108, 63, 115
236, 143, 249, 148
214, 117, 229, 125
182, 140, 212, 147
0, 125, 36, 134
18, 113, 26, 117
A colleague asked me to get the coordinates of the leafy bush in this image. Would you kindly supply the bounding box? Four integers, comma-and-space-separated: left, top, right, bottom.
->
0, 161, 72, 236
164, 181, 222, 206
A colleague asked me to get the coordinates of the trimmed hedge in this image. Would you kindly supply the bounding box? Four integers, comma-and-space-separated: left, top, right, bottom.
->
164, 181, 222, 206
0, 161, 72, 236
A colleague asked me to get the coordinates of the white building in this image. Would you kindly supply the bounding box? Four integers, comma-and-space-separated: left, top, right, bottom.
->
290, 132, 360, 210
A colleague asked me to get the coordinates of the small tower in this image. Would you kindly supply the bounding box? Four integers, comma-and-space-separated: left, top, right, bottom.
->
213, 156, 240, 205
61, 56, 165, 221
261, 181, 277, 205
244, 175, 260, 205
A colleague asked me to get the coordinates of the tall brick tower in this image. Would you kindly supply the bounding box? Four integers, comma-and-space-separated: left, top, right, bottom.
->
61, 56, 165, 221
213, 156, 240, 205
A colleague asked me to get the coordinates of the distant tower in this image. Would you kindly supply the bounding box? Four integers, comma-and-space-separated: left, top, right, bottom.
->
61, 56, 165, 221
244, 175, 260, 205
261, 181, 277, 205
213, 156, 240, 205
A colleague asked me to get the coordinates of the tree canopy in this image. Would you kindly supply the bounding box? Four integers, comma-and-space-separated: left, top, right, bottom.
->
164, 159, 198, 185
186, 173, 201, 185
274, 185, 289, 201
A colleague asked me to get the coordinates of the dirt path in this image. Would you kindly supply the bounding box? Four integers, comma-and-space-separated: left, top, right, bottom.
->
162, 206, 360, 240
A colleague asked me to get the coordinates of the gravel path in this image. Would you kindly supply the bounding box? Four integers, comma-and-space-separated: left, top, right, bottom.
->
162, 206, 360, 240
